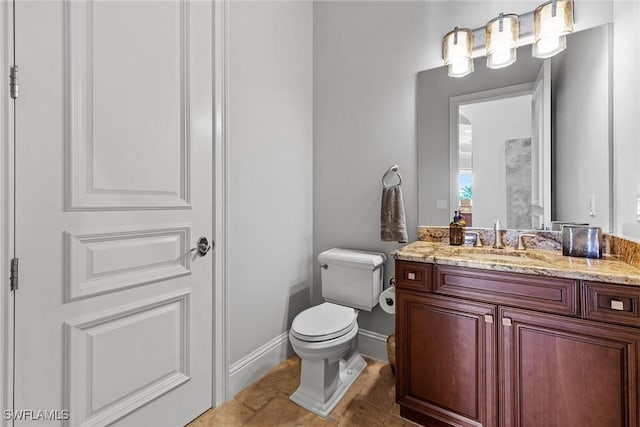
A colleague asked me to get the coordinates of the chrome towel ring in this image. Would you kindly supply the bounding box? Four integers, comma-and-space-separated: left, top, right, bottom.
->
382, 165, 402, 187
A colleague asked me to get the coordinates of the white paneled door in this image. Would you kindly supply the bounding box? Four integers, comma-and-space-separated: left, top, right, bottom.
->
12, 1, 213, 425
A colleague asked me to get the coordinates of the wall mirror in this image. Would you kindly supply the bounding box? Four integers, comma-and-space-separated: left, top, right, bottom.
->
418, 24, 612, 231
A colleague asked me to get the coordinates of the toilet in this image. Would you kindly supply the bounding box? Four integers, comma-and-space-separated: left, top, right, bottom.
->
289, 248, 386, 417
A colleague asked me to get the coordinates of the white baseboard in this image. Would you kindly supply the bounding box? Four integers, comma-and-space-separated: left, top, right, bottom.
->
228, 331, 292, 398
228, 328, 390, 399
358, 328, 390, 363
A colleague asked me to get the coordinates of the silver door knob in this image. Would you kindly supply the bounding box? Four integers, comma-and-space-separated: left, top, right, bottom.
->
190, 236, 212, 257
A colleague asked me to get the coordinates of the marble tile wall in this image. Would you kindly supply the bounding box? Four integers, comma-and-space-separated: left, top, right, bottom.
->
418, 226, 640, 268
606, 234, 640, 269
417, 226, 562, 251
504, 138, 532, 230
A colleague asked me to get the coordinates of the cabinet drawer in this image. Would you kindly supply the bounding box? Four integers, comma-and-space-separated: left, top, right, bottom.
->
435, 265, 579, 316
395, 261, 433, 292
583, 281, 640, 327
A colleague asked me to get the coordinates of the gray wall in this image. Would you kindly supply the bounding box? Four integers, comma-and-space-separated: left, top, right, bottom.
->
223, 0, 637, 365
228, 0, 313, 364
313, 1, 615, 338
313, 0, 431, 335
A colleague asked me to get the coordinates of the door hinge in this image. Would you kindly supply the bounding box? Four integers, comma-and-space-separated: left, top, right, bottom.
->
9, 65, 18, 99
10, 258, 18, 291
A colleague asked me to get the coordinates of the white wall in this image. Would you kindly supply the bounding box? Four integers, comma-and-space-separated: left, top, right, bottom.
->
314, 1, 614, 338
228, 0, 313, 367
613, 1, 640, 239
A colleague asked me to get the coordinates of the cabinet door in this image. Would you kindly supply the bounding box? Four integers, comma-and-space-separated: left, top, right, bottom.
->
500, 307, 639, 427
396, 291, 497, 427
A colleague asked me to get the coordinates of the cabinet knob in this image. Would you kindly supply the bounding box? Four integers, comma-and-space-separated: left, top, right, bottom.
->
484, 314, 493, 323
502, 318, 512, 327
407, 272, 416, 280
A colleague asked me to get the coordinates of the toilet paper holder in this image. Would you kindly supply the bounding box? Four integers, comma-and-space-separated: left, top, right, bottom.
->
386, 278, 396, 305
379, 279, 397, 314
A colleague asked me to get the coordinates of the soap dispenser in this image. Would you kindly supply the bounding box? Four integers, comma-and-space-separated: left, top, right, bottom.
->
449, 211, 464, 246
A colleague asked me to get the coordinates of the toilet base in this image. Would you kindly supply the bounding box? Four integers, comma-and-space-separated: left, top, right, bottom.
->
289, 351, 366, 418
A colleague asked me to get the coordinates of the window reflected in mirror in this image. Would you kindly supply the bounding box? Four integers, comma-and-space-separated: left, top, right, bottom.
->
457, 113, 473, 225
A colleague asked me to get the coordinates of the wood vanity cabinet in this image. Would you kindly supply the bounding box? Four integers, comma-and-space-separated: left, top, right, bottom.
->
395, 260, 640, 427
500, 307, 639, 427
395, 290, 497, 427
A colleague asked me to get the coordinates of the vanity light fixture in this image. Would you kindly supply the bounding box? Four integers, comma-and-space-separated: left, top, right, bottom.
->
442, 27, 474, 77
486, 13, 519, 69
442, 0, 575, 76
533, 0, 574, 58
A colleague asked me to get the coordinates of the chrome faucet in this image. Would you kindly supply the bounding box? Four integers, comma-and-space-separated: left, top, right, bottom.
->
464, 231, 483, 247
517, 233, 538, 250
493, 219, 504, 249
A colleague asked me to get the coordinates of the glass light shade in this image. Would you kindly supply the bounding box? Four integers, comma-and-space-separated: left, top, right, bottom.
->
443, 28, 474, 77
486, 14, 519, 69
533, 0, 574, 58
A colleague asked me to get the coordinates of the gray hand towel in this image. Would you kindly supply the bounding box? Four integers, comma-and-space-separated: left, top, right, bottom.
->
381, 185, 408, 243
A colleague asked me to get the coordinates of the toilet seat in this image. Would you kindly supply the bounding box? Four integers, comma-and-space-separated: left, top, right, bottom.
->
291, 302, 357, 342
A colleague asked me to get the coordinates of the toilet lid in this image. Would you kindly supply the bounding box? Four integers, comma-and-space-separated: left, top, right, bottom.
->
291, 303, 357, 342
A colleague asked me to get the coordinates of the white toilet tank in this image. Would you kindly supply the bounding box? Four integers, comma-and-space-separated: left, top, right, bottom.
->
318, 248, 386, 311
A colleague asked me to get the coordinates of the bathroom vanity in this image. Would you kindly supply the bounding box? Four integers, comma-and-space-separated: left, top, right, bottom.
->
393, 241, 640, 427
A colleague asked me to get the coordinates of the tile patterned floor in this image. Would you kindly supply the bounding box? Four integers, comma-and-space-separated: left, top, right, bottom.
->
187, 355, 418, 426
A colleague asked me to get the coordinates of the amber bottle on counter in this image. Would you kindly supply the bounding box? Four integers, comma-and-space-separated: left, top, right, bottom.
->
449, 211, 465, 245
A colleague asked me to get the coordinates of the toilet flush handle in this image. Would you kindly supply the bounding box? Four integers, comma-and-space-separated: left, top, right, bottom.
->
319, 264, 328, 269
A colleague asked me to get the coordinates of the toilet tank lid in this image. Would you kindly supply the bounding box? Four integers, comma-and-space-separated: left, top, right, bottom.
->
318, 248, 387, 270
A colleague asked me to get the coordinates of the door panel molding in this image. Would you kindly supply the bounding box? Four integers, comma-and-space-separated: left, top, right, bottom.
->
64, 290, 191, 426
64, 0, 191, 211
64, 226, 192, 301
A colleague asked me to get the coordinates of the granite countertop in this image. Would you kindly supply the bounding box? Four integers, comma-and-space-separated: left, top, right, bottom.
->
392, 241, 640, 286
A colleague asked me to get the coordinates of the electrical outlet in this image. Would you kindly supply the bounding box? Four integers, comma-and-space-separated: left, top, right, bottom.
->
636, 196, 640, 222
589, 195, 596, 217
436, 199, 448, 209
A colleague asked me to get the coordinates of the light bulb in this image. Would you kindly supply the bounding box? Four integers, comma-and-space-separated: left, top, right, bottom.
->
485, 13, 519, 69
442, 27, 474, 77
449, 58, 473, 77
533, 35, 566, 58
487, 48, 516, 68
533, 0, 573, 59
